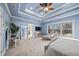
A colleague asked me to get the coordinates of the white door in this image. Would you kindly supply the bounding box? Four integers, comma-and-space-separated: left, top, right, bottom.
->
21, 26, 27, 39
27, 24, 33, 38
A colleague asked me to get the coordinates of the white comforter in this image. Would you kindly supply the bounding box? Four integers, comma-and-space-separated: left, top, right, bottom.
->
45, 38, 79, 56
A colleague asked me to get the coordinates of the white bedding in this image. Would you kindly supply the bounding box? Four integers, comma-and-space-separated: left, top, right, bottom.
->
45, 38, 79, 56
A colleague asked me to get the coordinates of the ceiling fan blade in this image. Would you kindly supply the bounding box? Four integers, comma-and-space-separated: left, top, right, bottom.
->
47, 3, 53, 7
48, 8, 54, 10
40, 3, 48, 7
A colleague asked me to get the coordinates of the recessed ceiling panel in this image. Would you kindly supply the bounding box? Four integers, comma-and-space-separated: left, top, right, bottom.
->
7, 3, 77, 23
20, 3, 65, 16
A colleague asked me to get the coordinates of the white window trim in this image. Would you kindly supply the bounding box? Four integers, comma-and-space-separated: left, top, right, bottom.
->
47, 20, 75, 40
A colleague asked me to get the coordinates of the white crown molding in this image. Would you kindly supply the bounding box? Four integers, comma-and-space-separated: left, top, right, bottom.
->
4, 3, 79, 24
43, 4, 79, 19
10, 16, 41, 23
4, 3, 41, 23
24, 7, 42, 17
5, 3, 75, 22
42, 11, 79, 23
5, 3, 71, 22
18, 3, 42, 20
4, 3, 12, 16
18, 10, 42, 21
42, 3, 70, 17
18, 3, 69, 19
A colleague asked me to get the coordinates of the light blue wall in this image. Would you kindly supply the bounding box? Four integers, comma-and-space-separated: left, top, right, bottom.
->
10, 17, 41, 38
41, 23, 48, 35
0, 4, 10, 52
41, 4, 79, 39
75, 15, 79, 39
41, 14, 79, 39
41, 15, 75, 34
10, 17, 41, 27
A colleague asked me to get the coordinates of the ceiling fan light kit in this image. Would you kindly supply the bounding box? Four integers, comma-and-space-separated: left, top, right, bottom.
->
39, 3, 54, 14
44, 7, 48, 11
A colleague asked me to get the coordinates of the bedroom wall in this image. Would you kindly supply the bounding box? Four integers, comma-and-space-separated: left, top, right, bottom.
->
75, 15, 79, 39
0, 4, 10, 55
10, 17, 41, 27
41, 4, 79, 39
41, 15, 75, 34
41, 15, 79, 39
10, 17, 41, 38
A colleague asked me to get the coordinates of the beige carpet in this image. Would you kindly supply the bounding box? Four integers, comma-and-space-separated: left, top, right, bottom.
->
5, 37, 51, 56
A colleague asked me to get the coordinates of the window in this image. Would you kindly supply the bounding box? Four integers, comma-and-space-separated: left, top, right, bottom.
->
48, 24, 61, 35
62, 22, 73, 37
48, 21, 73, 38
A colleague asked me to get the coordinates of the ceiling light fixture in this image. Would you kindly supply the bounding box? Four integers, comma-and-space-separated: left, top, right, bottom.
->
38, 3, 54, 13
44, 7, 48, 11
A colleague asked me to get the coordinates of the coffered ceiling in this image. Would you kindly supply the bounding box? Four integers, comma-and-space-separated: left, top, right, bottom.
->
6, 3, 64, 21
5, 3, 79, 23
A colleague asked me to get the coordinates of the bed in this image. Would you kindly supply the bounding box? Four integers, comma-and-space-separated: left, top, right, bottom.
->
42, 33, 58, 40
45, 38, 79, 56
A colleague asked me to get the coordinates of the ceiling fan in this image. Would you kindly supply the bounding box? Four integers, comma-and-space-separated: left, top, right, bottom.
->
39, 3, 54, 13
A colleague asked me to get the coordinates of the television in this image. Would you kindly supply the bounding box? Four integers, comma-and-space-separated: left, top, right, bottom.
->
35, 27, 41, 31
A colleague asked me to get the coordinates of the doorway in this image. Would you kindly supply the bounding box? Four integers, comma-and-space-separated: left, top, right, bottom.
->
27, 24, 34, 38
